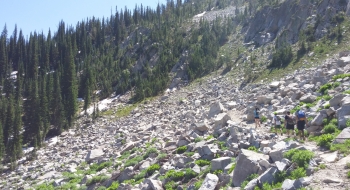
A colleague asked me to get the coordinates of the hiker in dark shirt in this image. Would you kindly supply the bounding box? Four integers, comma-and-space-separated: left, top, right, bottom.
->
284, 111, 295, 137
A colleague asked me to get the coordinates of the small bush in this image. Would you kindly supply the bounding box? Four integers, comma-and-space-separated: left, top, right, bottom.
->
228, 163, 236, 174
319, 83, 332, 94
205, 135, 214, 140
89, 161, 113, 172
330, 118, 338, 126
134, 170, 147, 181
147, 164, 160, 175
97, 187, 106, 190
333, 73, 350, 80
347, 119, 350, 127
332, 81, 341, 88
195, 159, 211, 166
164, 170, 185, 181
213, 170, 223, 175
157, 153, 167, 160
194, 179, 204, 190
144, 147, 158, 159
319, 163, 326, 169
323, 123, 338, 134
346, 162, 350, 169
184, 168, 198, 182
184, 152, 195, 157
290, 167, 306, 179
125, 156, 143, 167
195, 137, 204, 142
324, 103, 330, 109
284, 149, 314, 169
176, 146, 187, 154
347, 171, 350, 178
165, 181, 177, 190
86, 175, 109, 186
317, 134, 334, 148
260, 116, 267, 123
323, 95, 332, 101
330, 140, 350, 155
274, 171, 287, 183
107, 182, 119, 190
248, 146, 258, 152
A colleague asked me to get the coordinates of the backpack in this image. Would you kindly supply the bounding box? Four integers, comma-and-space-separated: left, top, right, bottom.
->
286, 116, 295, 125
297, 110, 306, 121
276, 115, 281, 121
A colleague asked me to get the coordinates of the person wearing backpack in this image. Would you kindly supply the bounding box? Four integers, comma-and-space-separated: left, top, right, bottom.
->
284, 111, 295, 137
273, 112, 282, 135
295, 109, 307, 141
254, 107, 261, 129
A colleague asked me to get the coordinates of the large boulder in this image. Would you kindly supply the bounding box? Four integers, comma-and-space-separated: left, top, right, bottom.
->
194, 122, 210, 132
170, 155, 194, 168
336, 105, 350, 129
199, 173, 219, 190
208, 102, 225, 118
310, 110, 327, 126
232, 149, 269, 187
85, 149, 104, 163
334, 128, 350, 143
329, 94, 347, 107
117, 166, 135, 182
299, 94, 317, 103
269, 81, 280, 88
211, 157, 232, 171
214, 113, 231, 129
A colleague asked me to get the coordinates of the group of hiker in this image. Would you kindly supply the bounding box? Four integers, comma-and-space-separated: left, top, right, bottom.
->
254, 107, 308, 140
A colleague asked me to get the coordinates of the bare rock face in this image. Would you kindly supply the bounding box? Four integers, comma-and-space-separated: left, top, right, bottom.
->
199, 173, 219, 190
232, 149, 269, 187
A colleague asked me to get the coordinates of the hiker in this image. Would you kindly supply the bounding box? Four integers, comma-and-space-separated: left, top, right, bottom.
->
273, 112, 282, 135
284, 111, 295, 137
295, 108, 307, 140
254, 107, 261, 129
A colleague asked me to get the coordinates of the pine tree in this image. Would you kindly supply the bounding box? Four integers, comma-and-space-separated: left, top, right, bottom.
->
0, 121, 5, 160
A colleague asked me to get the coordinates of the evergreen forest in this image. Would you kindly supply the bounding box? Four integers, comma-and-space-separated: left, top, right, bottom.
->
0, 0, 238, 163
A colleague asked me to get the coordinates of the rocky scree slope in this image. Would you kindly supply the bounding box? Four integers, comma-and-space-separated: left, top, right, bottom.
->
2, 51, 350, 190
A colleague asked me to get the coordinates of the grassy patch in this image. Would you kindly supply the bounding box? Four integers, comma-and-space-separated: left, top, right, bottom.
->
205, 135, 214, 140
248, 146, 258, 152
147, 164, 160, 175
284, 149, 314, 169
164, 169, 185, 181
330, 140, 350, 155
89, 161, 113, 172
107, 182, 119, 190
195, 137, 204, 142
290, 167, 306, 179
176, 146, 187, 154
228, 163, 236, 174
333, 73, 350, 81
195, 159, 211, 167
184, 152, 195, 157
86, 175, 109, 186
240, 173, 259, 189
125, 155, 144, 167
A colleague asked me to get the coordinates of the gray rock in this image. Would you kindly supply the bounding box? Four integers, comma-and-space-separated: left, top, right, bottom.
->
211, 157, 232, 171
311, 110, 327, 126
282, 179, 297, 190
208, 102, 225, 118
329, 94, 346, 107
121, 143, 135, 154
170, 155, 194, 168
342, 96, 350, 106
85, 149, 104, 162
144, 179, 164, 190
335, 128, 350, 143
269, 149, 283, 163
232, 149, 268, 187
199, 173, 219, 190
195, 123, 210, 132
258, 167, 278, 184
275, 161, 287, 171
214, 113, 231, 130
300, 94, 317, 103
117, 166, 135, 182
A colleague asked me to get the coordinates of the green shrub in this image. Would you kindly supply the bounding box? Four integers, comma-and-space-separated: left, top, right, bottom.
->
176, 146, 187, 154
347, 119, 350, 127
323, 123, 338, 134
262, 182, 282, 190
143, 147, 158, 159
184, 168, 198, 182
195, 159, 211, 166
317, 134, 334, 148
260, 116, 267, 123
194, 179, 204, 190
97, 187, 106, 190
290, 167, 306, 179
323, 95, 332, 101
228, 163, 236, 174
125, 156, 143, 167
218, 141, 228, 150
284, 149, 314, 169
322, 118, 329, 125
248, 146, 258, 152
324, 103, 330, 109
147, 164, 160, 175
346, 162, 350, 169
118, 151, 130, 161
344, 90, 350, 95
274, 171, 287, 183
184, 152, 195, 157
134, 170, 147, 181
35, 183, 55, 190
89, 161, 113, 172
107, 182, 119, 190
319, 83, 332, 94
332, 81, 341, 88
319, 163, 326, 169
213, 170, 223, 175
165, 181, 177, 190
205, 135, 214, 140
195, 137, 204, 142
86, 175, 109, 186
332, 73, 350, 80
157, 153, 167, 160
330, 140, 350, 155
164, 170, 185, 181
330, 118, 338, 126
347, 171, 350, 178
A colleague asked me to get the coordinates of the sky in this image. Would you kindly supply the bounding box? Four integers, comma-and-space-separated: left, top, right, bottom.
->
0, 0, 165, 38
